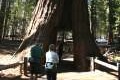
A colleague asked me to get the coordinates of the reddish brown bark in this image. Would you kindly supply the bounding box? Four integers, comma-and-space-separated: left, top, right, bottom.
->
16, 0, 99, 71
72, 0, 99, 71
16, 0, 64, 54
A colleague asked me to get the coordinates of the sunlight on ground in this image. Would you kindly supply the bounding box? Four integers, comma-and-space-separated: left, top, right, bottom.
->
0, 55, 19, 65
59, 70, 117, 80
0, 54, 118, 80
40, 70, 117, 80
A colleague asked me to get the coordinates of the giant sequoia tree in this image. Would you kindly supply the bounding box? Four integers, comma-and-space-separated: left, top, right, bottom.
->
16, 0, 99, 71
72, 0, 99, 71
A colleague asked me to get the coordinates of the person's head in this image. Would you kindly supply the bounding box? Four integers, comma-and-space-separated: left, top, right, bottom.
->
49, 44, 56, 51
35, 42, 43, 47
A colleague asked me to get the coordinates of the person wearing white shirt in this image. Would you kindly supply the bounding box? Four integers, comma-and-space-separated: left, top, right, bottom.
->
45, 44, 59, 80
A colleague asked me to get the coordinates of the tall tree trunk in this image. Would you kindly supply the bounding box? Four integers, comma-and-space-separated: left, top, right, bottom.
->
0, 0, 7, 41
2, 0, 10, 40
108, 0, 115, 45
72, 0, 99, 71
90, 0, 97, 38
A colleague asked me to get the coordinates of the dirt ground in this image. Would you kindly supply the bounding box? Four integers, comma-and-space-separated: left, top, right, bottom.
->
0, 40, 118, 80
0, 57, 118, 80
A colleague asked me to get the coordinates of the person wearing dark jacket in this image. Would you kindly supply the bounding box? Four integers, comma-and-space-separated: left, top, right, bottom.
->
29, 43, 44, 80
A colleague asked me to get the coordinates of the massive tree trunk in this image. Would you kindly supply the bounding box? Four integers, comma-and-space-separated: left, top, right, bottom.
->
72, 0, 99, 71
16, 0, 64, 56
16, 0, 99, 71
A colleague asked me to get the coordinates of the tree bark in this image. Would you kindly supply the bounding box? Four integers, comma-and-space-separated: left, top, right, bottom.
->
0, 0, 7, 41
108, 0, 114, 44
16, 0, 64, 55
72, 0, 99, 71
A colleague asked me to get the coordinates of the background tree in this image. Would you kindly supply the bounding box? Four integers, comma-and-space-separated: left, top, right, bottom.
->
107, 0, 120, 44
1, 0, 36, 40
90, 0, 120, 39
2, 0, 11, 40
115, 0, 120, 36
0, 0, 7, 41
90, 0, 97, 38
95, 0, 108, 38
108, 0, 115, 44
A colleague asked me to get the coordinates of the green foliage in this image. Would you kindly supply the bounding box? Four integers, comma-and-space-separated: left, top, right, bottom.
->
7, 0, 36, 38
108, 0, 120, 35
89, 0, 120, 37
4, 0, 120, 39
91, 0, 108, 37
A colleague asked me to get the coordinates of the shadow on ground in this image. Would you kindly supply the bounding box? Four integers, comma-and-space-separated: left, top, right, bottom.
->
58, 60, 76, 73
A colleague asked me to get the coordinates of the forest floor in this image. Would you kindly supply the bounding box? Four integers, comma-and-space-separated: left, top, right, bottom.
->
0, 40, 118, 80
